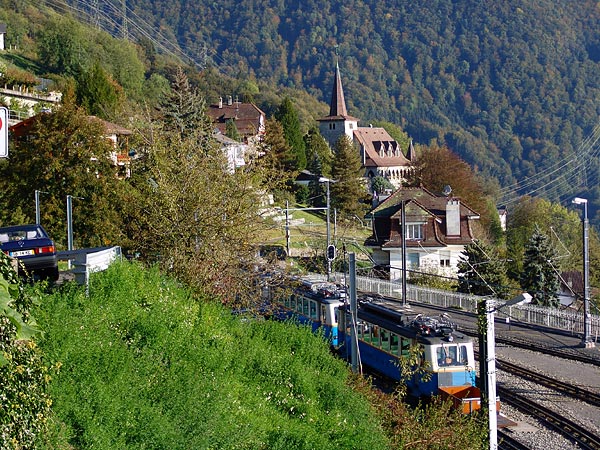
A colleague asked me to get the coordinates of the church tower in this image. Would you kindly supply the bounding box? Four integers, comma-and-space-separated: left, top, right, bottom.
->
317, 62, 359, 148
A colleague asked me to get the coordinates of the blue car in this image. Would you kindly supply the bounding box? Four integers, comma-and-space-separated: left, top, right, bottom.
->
0, 224, 59, 281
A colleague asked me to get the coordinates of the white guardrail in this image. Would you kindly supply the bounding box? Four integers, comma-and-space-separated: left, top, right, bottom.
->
58, 246, 122, 293
318, 272, 600, 342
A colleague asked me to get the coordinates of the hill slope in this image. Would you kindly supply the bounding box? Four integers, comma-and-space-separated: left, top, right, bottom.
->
55, 0, 600, 208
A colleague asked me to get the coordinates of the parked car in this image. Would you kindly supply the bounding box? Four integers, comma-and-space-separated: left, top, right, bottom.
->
0, 224, 59, 281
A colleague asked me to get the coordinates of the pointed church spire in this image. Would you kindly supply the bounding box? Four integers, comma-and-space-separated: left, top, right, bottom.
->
329, 61, 348, 117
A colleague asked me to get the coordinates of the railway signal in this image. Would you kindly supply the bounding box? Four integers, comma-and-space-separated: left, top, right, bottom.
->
327, 244, 336, 261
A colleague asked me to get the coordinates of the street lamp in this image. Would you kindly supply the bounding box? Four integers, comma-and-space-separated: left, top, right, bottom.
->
480, 292, 532, 450
572, 197, 595, 348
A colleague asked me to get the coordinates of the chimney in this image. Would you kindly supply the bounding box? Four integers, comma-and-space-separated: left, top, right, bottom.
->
219, 97, 223, 108
446, 199, 461, 236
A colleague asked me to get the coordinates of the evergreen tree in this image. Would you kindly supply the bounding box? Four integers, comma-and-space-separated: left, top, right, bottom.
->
157, 66, 213, 142
330, 135, 367, 218
76, 61, 123, 118
225, 119, 241, 141
275, 97, 306, 171
457, 240, 509, 299
258, 118, 297, 190
520, 227, 560, 308
304, 127, 332, 178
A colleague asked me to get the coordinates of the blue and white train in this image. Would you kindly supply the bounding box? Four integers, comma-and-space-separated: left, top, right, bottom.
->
338, 296, 477, 397
273, 276, 346, 346
270, 276, 477, 399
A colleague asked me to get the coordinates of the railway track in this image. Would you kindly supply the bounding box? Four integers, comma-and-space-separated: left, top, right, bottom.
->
498, 430, 531, 450
497, 386, 600, 450
496, 358, 600, 407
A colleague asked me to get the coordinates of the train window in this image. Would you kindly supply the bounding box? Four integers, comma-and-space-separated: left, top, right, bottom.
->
371, 326, 381, 347
458, 345, 468, 364
437, 345, 464, 366
390, 333, 399, 355
380, 328, 390, 352
290, 296, 296, 310
303, 299, 310, 316
320, 304, 327, 323
400, 338, 411, 357
310, 301, 318, 320
334, 307, 338, 325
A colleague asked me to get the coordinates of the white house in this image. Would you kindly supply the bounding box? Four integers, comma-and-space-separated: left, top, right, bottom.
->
365, 186, 480, 281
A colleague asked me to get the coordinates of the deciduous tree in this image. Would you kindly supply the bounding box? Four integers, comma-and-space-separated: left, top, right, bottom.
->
126, 71, 270, 303
0, 93, 126, 248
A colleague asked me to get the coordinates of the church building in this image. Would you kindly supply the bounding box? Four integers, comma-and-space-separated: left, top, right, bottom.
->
317, 63, 414, 189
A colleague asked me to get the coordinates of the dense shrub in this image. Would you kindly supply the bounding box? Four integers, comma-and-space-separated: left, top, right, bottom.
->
0, 253, 53, 449
35, 261, 389, 449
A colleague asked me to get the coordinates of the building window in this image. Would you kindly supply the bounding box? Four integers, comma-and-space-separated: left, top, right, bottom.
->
349, 123, 353, 129
408, 252, 420, 268
440, 252, 451, 267
329, 123, 336, 130
405, 224, 423, 240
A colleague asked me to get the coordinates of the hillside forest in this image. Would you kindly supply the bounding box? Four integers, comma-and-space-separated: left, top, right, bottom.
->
50, 0, 600, 223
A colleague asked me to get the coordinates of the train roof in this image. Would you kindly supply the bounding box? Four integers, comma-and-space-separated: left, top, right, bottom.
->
295, 276, 347, 302
345, 296, 472, 345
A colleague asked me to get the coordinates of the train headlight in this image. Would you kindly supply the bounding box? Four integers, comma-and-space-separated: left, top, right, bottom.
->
446, 335, 454, 342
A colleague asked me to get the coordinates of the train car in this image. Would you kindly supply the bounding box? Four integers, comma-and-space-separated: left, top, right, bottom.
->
272, 276, 346, 346
338, 296, 477, 398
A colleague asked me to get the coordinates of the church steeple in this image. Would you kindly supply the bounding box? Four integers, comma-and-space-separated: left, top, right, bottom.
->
318, 58, 359, 149
329, 62, 348, 117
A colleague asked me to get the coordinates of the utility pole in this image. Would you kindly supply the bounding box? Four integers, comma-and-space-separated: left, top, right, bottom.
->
572, 197, 595, 348
35, 190, 48, 225
349, 252, 359, 374
326, 179, 331, 280
401, 200, 407, 306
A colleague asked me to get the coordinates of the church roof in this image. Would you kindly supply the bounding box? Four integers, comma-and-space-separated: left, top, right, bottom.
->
318, 62, 360, 122
353, 127, 411, 168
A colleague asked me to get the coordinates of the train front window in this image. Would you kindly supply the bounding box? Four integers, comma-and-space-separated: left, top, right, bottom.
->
437, 344, 468, 367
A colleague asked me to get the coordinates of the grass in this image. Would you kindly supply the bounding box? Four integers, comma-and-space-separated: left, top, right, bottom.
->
34, 261, 390, 449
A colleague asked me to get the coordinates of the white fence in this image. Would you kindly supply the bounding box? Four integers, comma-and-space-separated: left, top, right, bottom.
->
59, 246, 122, 293
323, 272, 600, 342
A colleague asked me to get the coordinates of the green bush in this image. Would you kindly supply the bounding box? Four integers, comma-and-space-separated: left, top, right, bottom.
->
35, 261, 389, 449
0, 253, 53, 450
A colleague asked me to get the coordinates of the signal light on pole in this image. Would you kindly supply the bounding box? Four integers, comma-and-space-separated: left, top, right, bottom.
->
327, 244, 336, 261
